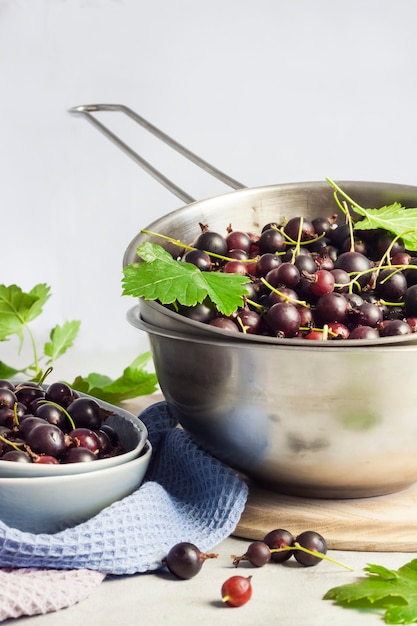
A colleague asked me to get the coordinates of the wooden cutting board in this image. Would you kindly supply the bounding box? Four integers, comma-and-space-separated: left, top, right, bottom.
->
129, 395, 417, 552
234, 481, 417, 551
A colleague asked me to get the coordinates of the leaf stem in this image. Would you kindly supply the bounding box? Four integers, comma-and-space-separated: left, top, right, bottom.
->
26, 325, 41, 378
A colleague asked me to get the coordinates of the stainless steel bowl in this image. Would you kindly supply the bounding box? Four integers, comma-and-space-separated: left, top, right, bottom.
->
124, 180, 417, 347
129, 308, 417, 499
70, 106, 417, 499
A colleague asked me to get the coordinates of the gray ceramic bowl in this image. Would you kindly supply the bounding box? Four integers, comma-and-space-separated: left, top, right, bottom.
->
0, 441, 152, 533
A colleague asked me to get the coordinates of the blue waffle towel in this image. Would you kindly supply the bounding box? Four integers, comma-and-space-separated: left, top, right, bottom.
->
0, 402, 248, 575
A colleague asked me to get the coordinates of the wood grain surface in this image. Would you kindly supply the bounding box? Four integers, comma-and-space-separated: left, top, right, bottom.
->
234, 481, 417, 551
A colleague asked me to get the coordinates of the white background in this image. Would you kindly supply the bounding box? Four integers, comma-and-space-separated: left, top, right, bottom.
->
1, 0, 417, 380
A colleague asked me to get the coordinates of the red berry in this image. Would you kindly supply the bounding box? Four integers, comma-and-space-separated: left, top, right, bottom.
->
304, 329, 327, 340
310, 269, 335, 297
34, 455, 59, 464
221, 575, 252, 607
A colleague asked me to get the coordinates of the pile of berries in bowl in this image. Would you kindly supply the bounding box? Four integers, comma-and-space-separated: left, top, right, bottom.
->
124, 180, 417, 499
0, 378, 151, 533
127, 179, 417, 347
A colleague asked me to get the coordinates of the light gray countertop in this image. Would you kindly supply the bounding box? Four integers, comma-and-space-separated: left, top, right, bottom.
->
5, 368, 416, 626
10, 538, 416, 626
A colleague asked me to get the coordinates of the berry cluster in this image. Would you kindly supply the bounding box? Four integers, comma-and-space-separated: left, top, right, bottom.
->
175, 216, 417, 341
233, 528, 327, 568
162, 528, 347, 608
0, 379, 124, 464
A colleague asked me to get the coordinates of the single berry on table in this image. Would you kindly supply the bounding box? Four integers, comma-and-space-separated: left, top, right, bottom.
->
163, 542, 218, 580
232, 540, 271, 568
221, 575, 253, 607
293, 530, 327, 567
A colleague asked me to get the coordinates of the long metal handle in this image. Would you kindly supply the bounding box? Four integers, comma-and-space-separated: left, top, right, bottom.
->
69, 103, 246, 204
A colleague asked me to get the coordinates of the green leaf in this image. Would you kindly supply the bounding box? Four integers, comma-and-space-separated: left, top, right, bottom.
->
69, 352, 158, 404
324, 558, 417, 624
44, 321, 81, 362
0, 284, 50, 342
0, 361, 21, 379
26, 284, 52, 322
135, 241, 174, 263
0, 280, 158, 402
353, 204, 417, 252
122, 242, 251, 316
365, 563, 400, 580
326, 178, 417, 251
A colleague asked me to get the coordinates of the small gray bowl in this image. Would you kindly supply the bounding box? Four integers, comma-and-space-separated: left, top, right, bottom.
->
0, 441, 152, 533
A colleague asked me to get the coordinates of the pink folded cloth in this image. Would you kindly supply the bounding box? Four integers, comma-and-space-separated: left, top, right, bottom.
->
0, 568, 105, 621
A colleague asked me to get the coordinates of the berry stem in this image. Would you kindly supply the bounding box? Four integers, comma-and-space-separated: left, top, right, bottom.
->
270, 544, 354, 571
39, 367, 54, 386
12, 403, 20, 427
260, 277, 310, 308
37, 399, 76, 430
140, 228, 257, 265
326, 178, 364, 213
339, 262, 417, 293
245, 298, 265, 312
235, 317, 248, 334
0, 434, 24, 451
201, 552, 219, 561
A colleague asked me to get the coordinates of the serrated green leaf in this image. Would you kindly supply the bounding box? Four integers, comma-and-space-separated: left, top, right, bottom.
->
365, 564, 400, 580
68, 376, 90, 395
202, 270, 252, 315
324, 578, 406, 606
326, 178, 417, 252
0, 361, 21, 379
75, 373, 113, 389
26, 283, 51, 322
324, 558, 417, 624
134, 241, 175, 263
129, 351, 155, 371
353, 204, 417, 251
0, 284, 47, 342
385, 604, 417, 625
122, 242, 251, 316
44, 320, 81, 362
69, 352, 158, 404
